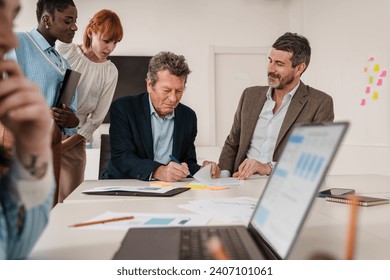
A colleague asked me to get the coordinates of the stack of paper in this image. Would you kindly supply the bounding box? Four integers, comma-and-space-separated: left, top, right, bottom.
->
178, 197, 257, 223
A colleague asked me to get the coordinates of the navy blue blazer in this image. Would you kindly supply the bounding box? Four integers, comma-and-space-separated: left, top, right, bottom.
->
101, 93, 200, 180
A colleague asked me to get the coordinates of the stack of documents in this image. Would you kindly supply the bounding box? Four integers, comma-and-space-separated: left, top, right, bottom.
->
178, 197, 257, 223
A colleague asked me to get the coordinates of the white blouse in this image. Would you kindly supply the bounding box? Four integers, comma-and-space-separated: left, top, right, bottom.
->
56, 42, 118, 142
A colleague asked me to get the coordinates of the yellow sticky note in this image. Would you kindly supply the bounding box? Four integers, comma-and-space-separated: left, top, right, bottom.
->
372, 92, 378, 100
373, 64, 380, 72
185, 184, 229, 190
185, 184, 207, 189
150, 182, 172, 187
206, 186, 230, 190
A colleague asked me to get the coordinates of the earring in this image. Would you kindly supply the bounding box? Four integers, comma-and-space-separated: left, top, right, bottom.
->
46, 25, 50, 29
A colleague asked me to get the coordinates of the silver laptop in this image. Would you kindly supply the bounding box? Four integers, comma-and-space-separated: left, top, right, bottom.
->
113, 122, 349, 260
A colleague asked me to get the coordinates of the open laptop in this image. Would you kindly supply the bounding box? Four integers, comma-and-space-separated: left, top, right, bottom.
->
113, 122, 349, 260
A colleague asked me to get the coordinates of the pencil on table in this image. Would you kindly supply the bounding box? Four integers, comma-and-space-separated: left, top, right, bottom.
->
207, 236, 231, 260
69, 216, 134, 228
345, 195, 359, 260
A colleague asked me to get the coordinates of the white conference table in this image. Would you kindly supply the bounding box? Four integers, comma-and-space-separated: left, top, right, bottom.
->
29, 174, 390, 260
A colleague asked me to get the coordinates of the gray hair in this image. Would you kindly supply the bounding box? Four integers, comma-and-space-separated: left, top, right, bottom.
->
146, 51, 191, 87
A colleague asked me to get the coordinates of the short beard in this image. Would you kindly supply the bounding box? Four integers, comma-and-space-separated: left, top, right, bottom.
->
268, 73, 295, 90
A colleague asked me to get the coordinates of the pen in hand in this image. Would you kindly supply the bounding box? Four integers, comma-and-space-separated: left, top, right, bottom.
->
69, 215, 134, 228
169, 155, 193, 177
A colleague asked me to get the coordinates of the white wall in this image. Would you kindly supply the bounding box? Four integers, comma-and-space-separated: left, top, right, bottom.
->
289, 0, 390, 175
16, 0, 390, 177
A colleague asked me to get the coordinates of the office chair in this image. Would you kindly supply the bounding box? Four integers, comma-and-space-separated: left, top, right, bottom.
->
99, 134, 111, 179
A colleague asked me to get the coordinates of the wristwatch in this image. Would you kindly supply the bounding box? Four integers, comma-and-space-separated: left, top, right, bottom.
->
266, 162, 274, 176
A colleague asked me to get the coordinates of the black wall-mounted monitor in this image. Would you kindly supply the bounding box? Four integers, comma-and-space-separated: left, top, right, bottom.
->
103, 55, 152, 123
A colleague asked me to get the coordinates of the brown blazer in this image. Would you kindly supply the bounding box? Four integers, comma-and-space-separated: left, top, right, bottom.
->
218, 82, 334, 173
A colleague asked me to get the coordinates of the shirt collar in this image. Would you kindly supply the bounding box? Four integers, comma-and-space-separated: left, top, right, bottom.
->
266, 81, 300, 100
148, 94, 175, 119
28, 28, 52, 52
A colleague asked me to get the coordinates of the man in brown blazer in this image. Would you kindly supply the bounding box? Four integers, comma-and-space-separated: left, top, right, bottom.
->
210, 32, 334, 179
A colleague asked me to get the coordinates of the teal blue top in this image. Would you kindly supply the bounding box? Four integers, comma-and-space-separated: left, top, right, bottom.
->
8, 29, 77, 135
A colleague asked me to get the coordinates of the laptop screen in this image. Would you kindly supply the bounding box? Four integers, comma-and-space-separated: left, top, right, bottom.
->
250, 122, 348, 259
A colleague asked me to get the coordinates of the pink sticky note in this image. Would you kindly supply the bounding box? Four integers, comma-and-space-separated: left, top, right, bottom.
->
365, 86, 370, 94
372, 92, 379, 100
360, 99, 366, 106
368, 57, 375, 62
377, 79, 383, 86
380, 70, 387, 77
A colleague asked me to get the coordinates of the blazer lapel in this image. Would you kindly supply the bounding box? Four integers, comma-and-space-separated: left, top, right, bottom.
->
275, 82, 308, 148
139, 93, 154, 159
240, 90, 267, 154
172, 105, 183, 158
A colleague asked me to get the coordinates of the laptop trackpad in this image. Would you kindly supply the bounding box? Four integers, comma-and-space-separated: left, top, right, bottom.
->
113, 228, 181, 260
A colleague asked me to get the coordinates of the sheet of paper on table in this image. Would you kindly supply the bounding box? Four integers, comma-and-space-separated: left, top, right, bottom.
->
192, 164, 242, 187
178, 197, 257, 223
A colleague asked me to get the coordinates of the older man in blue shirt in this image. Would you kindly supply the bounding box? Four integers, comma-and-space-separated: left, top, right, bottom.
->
102, 52, 201, 181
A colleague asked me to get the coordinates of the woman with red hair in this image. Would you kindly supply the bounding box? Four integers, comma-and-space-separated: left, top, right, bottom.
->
57, 9, 123, 202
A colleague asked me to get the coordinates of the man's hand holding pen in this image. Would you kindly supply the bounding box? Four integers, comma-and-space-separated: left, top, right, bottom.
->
152, 155, 190, 182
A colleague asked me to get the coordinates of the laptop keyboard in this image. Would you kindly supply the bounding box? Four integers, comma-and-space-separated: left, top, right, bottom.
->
179, 227, 250, 260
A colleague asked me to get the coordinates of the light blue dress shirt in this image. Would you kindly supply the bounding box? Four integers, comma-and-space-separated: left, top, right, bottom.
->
148, 95, 174, 165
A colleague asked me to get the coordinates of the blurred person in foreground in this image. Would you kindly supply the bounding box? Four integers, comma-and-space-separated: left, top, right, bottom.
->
0, 0, 54, 259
